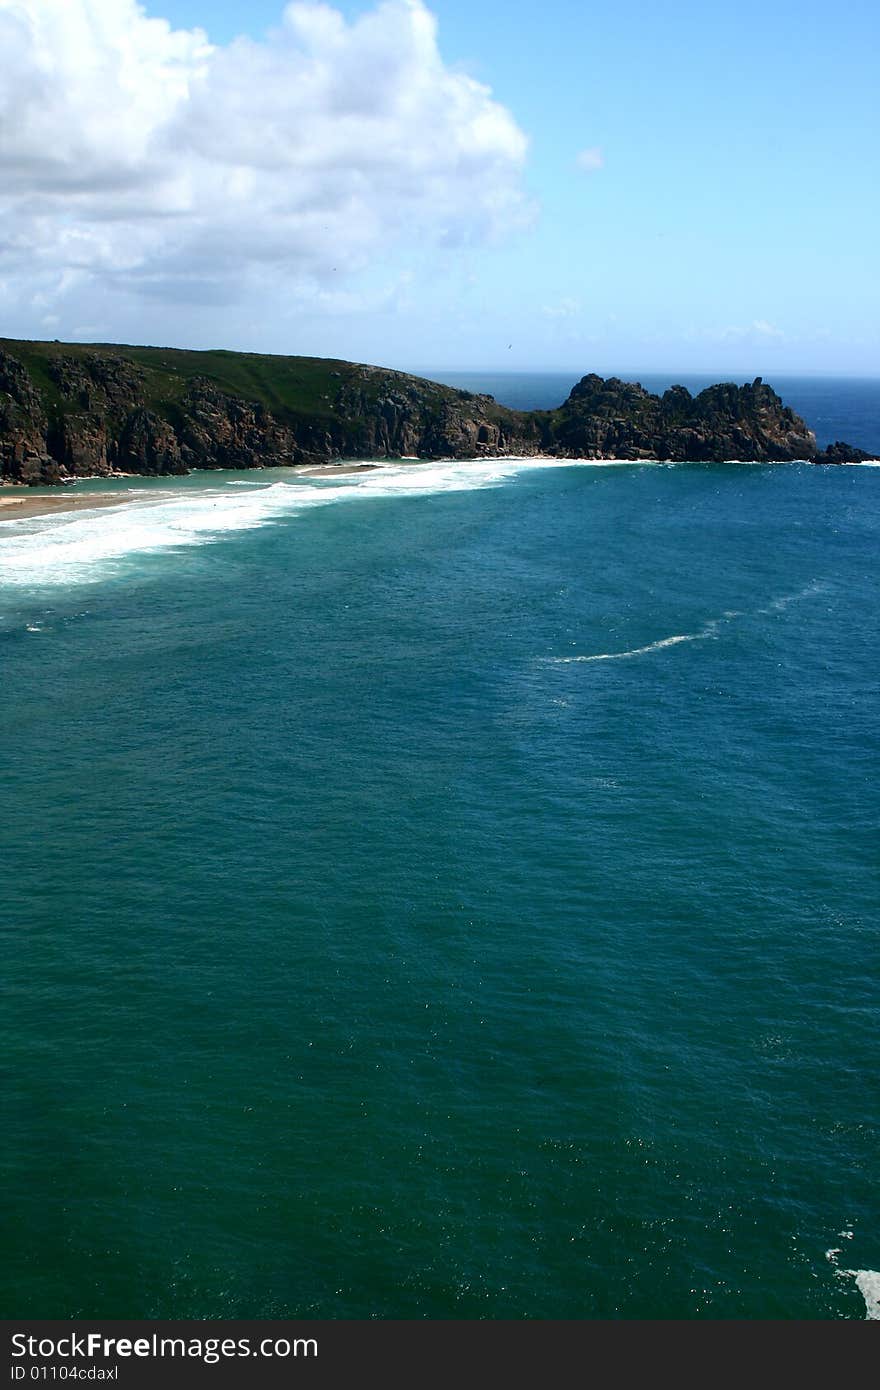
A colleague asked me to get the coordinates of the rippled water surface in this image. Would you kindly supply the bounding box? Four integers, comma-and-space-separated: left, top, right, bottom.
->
2, 454, 878, 1318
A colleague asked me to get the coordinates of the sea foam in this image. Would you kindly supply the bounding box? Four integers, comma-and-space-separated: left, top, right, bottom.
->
0, 458, 646, 589
549, 629, 718, 663
825, 1247, 880, 1319
851, 1270, 880, 1320
546, 583, 828, 665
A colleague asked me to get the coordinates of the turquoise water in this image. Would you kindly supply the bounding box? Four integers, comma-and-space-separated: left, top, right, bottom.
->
1, 454, 878, 1319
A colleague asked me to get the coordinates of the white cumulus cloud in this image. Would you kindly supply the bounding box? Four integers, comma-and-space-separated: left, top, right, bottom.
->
0, 0, 530, 332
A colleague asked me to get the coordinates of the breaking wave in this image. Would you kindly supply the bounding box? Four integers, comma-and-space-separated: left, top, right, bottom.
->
826, 1245, 880, 1319
0, 459, 609, 589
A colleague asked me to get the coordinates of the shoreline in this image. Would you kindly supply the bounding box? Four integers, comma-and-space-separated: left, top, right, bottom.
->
3, 453, 877, 526
0, 456, 580, 524
0, 492, 144, 522
0, 462, 383, 523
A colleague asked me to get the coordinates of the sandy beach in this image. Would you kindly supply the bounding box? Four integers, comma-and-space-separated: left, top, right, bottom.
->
0, 463, 383, 524
0, 492, 139, 523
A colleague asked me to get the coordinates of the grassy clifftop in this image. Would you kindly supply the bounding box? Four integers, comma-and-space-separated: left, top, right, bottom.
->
0, 337, 499, 425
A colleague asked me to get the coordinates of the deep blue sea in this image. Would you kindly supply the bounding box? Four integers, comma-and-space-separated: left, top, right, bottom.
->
1, 374, 878, 1319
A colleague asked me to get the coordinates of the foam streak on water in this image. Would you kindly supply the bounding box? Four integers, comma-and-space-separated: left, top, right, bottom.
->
545, 584, 827, 664
549, 628, 719, 663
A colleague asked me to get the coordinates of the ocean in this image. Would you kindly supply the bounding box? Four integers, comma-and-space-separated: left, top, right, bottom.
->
1, 374, 878, 1319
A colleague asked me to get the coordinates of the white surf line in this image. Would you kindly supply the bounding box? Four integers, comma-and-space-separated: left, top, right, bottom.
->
545, 582, 829, 666
825, 1243, 880, 1320
848, 1270, 880, 1320
0, 456, 646, 589
0, 459, 551, 587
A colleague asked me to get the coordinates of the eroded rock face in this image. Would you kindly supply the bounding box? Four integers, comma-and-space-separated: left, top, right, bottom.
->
417, 398, 537, 458
49, 355, 146, 414
54, 415, 111, 476
328, 372, 538, 460
549, 375, 818, 462
176, 380, 292, 469
118, 409, 186, 475
0, 346, 868, 486
0, 351, 52, 482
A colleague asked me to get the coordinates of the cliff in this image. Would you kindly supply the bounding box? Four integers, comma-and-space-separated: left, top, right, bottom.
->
0, 337, 864, 484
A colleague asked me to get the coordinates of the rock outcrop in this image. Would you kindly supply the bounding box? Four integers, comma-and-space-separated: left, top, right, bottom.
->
0, 339, 872, 485
547, 375, 818, 461
813, 441, 874, 465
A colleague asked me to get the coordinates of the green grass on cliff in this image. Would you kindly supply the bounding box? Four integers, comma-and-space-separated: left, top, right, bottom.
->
0, 337, 503, 427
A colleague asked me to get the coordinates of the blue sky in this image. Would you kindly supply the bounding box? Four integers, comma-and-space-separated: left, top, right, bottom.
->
2, 0, 878, 373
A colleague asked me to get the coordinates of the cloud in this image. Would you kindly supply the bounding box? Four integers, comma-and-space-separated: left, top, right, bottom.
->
0, 0, 529, 329
718, 319, 786, 341
575, 146, 604, 173
542, 297, 582, 319
750, 319, 785, 339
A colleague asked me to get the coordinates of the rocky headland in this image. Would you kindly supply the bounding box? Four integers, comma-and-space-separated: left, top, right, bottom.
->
0, 338, 871, 485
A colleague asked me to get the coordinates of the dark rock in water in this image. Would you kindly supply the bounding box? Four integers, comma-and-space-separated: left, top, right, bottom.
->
0, 337, 867, 485
543, 373, 819, 463
813, 440, 874, 465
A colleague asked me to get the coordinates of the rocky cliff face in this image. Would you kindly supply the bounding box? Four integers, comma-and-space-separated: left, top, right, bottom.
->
547, 375, 818, 461
0, 352, 54, 482
329, 368, 542, 459
0, 347, 544, 482
0, 341, 867, 486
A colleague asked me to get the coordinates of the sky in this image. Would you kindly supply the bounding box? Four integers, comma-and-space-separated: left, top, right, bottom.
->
0, 0, 877, 374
